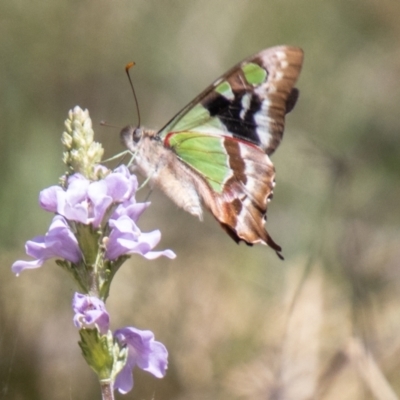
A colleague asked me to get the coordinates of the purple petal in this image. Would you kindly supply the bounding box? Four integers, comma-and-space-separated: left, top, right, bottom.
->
88, 180, 108, 199
39, 186, 64, 212
44, 216, 82, 262
56, 178, 90, 223
136, 338, 168, 378
11, 216, 82, 275
11, 258, 44, 275
106, 165, 138, 202
72, 293, 109, 334
93, 196, 113, 227
105, 172, 136, 203
87, 181, 113, 227
106, 216, 176, 261
112, 201, 150, 222
24, 235, 48, 259
65, 176, 90, 204
108, 215, 140, 234
105, 216, 140, 260
114, 359, 134, 394
142, 249, 176, 260
134, 230, 162, 251
57, 192, 89, 224
67, 173, 89, 187
125, 231, 176, 260
113, 165, 131, 179
114, 327, 168, 394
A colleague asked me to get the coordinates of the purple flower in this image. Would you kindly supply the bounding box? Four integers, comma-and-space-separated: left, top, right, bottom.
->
114, 327, 168, 394
12, 216, 82, 275
39, 165, 138, 228
111, 199, 150, 223
72, 293, 110, 334
12, 165, 175, 276
103, 165, 137, 202
106, 215, 176, 261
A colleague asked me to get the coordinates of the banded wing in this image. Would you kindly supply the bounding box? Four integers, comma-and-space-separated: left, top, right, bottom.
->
165, 132, 282, 256
159, 46, 303, 258
159, 46, 304, 155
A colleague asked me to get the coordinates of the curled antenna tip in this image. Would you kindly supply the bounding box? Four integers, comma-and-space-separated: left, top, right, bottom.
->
125, 62, 136, 72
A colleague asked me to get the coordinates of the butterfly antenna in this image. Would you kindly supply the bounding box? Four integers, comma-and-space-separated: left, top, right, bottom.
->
125, 62, 141, 127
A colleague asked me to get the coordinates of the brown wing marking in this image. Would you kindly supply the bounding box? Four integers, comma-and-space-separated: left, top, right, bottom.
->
201, 137, 283, 258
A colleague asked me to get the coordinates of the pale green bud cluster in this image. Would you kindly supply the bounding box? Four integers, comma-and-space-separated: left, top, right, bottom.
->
62, 106, 105, 180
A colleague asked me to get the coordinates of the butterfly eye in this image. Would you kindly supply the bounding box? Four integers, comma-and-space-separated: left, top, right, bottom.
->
132, 128, 143, 143
120, 125, 142, 150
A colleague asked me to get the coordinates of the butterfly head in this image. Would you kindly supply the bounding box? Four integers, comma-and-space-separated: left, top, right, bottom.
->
120, 125, 144, 152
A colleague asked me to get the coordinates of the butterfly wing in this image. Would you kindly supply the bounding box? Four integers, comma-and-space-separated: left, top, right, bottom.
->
154, 46, 303, 257
121, 46, 303, 257
164, 131, 282, 257
159, 46, 304, 155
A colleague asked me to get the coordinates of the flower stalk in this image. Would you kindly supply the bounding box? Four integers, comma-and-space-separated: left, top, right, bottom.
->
12, 106, 174, 397
100, 381, 115, 400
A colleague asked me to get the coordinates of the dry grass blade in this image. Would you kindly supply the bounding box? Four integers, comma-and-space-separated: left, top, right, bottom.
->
345, 337, 399, 400
279, 264, 323, 399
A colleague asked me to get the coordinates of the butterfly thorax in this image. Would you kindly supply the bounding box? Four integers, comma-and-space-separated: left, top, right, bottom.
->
120, 125, 205, 219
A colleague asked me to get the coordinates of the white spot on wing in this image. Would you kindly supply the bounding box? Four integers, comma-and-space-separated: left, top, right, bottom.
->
254, 99, 274, 150
275, 50, 287, 61
280, 60, 289, 69
274, 70, 284, 81
240, 93, 251, 120
239, 143, 274, 195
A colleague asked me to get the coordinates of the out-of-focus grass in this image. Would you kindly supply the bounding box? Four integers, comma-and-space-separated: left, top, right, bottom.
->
1, 1, 400, 399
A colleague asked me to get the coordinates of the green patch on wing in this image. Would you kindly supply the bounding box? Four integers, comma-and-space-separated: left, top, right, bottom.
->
160, 103, 227, 138
168, 132, 231, 193
160, 103, 226, 137
215, 81, 234, 100
242, 62, 267, 85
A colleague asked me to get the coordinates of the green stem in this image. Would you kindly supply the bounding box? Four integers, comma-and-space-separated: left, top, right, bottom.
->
88, 265, 99, 297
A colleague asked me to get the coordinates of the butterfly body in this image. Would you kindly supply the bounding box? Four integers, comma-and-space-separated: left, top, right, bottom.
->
121, 127, 206, 218
121, 46, 304, 259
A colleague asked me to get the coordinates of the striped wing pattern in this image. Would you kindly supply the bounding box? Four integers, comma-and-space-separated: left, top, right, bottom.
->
158, 46, 303, 257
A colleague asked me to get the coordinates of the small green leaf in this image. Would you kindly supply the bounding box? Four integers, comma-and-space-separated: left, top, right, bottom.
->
78, 329, 127, 381
75, 223, 101, 266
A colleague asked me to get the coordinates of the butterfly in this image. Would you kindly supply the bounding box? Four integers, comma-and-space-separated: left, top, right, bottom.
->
120, 46, 304, 259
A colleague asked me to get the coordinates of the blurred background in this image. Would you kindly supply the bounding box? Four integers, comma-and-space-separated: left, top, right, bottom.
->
1, 0, 400, 399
